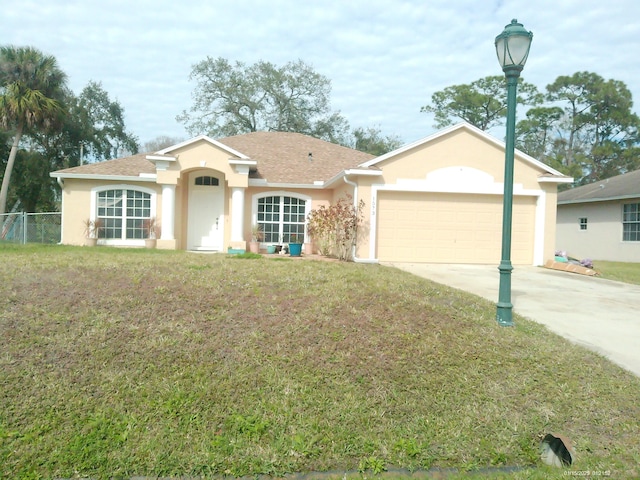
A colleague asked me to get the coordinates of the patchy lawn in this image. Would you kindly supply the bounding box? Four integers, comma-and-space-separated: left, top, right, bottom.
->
1, 245, 639, 479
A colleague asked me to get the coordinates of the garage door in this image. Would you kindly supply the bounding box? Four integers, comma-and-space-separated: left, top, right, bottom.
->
377, 191, 536, 264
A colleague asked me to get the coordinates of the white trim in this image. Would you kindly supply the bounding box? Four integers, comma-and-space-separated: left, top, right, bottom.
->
157, 135, 250, 159
559, 194, 640, 205
359, 122, 569, 180
229, 159, 257, 167
323, 168, 383, 188
50, 173, 156, 182
538, 176, 574, 184
146, 154, 176, 162
247, 180, 327, 189
90, 184, 158, 246
345, 168, 383, 176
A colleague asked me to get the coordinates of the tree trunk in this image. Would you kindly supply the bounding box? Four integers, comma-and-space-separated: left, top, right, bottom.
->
0, 122, 24, 215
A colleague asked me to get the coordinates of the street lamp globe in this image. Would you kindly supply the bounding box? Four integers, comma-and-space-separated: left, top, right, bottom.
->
495, 19, 533, 75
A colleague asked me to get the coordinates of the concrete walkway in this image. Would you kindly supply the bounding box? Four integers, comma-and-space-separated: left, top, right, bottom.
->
388, 263, 640, 377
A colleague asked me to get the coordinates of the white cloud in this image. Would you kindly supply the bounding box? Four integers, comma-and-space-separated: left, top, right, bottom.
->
4, 0, 640, 147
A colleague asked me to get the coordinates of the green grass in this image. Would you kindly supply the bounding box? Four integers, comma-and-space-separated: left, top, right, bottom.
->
594, 260, 640, 285
1, 244, 639, 479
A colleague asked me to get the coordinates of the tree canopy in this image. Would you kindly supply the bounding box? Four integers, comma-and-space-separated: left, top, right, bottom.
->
352, 126, 402, 156
0, 45, 67, 214
539, 72, 640, 184
177, 57, 351, 145
422, 72, 640, 186
1, 46, 139, 213
420, 75, 542, 130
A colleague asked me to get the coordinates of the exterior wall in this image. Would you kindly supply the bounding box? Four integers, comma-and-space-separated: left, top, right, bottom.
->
374, 129, 543, 190
557, 199, 640, 262
59, 178, 162, 246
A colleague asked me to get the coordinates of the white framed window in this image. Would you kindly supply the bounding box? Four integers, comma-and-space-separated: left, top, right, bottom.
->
253, 192, 310, 243
194, 175, 219, 186
91, 185, 157, 244
623, 203, 640, 241
579, 217, 588, 230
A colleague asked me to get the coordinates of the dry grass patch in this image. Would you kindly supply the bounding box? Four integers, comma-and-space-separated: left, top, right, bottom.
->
1, 245, 639, 478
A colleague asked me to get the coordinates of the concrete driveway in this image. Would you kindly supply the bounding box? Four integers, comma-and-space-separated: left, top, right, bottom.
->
388, 262, 640, 377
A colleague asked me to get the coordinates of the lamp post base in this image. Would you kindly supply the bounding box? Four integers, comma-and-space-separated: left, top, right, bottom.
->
497, 260, 514, 326
496, 303, 514, 327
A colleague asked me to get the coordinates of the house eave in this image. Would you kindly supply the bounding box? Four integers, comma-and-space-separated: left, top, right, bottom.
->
538, 176, 574, 184
248, 179, 327, 189
558, 194, 640, 205
49, 172, 157, 182
323, 168, 383, 188
146, 154, 176, 162
229, 159, 258, 167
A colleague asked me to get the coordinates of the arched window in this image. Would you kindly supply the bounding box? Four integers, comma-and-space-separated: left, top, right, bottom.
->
194, 176, 219, 186
257, 195, 307, 243
96, 189, 152, 240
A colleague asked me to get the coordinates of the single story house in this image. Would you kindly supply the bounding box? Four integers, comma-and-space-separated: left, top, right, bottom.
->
50, 122, 570, 265
556, 168, 640, 263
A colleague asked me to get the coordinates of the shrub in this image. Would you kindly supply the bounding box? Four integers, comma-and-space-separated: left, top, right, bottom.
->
307, 195, 364, 261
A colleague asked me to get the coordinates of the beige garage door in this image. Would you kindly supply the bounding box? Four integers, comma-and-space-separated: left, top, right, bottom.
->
377, 192, 536, 264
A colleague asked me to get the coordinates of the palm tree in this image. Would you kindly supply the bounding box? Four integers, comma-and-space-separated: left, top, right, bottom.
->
0, 46, 67, 215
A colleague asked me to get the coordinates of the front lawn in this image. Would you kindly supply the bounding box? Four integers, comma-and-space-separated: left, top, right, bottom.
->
1, 245, 639, 479
594, 260, 640, 285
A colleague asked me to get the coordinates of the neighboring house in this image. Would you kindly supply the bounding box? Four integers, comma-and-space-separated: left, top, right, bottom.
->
556, 169, 640, 263
50, 122, 570, 265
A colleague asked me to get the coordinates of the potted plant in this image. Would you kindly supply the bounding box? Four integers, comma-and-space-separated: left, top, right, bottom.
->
143, 217, 160, 248
83, 218, 103, 246
249, 223, 264, 254
288, 233, 303, 257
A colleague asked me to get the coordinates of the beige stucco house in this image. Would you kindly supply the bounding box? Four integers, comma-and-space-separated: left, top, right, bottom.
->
50, 122, 570, 264
556, 169, 640, 263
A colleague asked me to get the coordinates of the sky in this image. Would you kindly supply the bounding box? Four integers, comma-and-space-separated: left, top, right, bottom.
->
4, 0, 640, 150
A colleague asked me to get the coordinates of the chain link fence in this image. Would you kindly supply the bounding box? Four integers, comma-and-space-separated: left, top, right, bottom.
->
1, 212, 62, 245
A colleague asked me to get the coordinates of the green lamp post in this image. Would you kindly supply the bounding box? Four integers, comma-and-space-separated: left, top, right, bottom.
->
494, 19, 533, 327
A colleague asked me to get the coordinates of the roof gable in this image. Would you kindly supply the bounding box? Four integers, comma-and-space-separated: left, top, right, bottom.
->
558, 168, 640, 204
360, 122, 568, 179
157, 134, 249, 159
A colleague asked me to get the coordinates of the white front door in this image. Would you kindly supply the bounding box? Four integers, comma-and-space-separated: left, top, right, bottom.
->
187, 173, 224, 250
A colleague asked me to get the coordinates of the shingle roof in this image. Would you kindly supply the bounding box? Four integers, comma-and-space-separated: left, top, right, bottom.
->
558, 169, 640, 204
52, 153, 156, 177
218, 131, 375, 184
51, 132, 375, 185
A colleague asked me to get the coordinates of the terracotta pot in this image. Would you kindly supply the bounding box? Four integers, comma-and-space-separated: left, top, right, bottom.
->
249, 241, 260, 253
